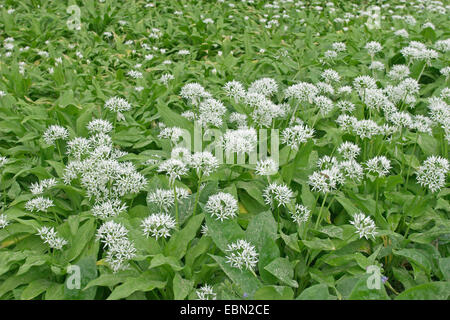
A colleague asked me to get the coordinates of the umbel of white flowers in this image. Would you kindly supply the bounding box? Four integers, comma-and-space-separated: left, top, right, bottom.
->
225, 239, 259, 271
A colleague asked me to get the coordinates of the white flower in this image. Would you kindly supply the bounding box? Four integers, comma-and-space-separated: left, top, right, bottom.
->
223, 81, 246, 102
365, 41, 382, 55
225, 239, 259, 271
105, 237, 137, 272
30, 178, 57, 195
291, 204, 311, 224
220, 128, 257, 154
198, 98, 227, 127
229, 112, 247, 128
352, 119, 381, 139
25, 197, 54, 212
205, 192, 238, 221
255, 158, 278, 176
92, 199, 127, 220
158, 159, 188, 184
189, 151, 219, 176
66, 137, 91, 160
337, 142, 360, 160
160, 73, 174, 86
127, 70, 143, 79
43, 125, 69, 145
388, 65, 410, 81
365, 156, 391, 177
180, 83, 211, 104
263, 182, 294, 207
196, 284, 217, 300
353, 76, 377, 96
308, 166, 344, 193
336, 100, 355, 113
350, 213, 377, 239
96, 221, 129, 248
0, 156, 8, 168
248, 78, 278, 97
416, 156, 449, 193
314, 95, 334, 115
332, 42, 346, 52
321, 69, 341, 83
284, 82, 318, 103
104, 96, 132, 113
324, 50, 337, 59
339, 160, 364, 182
282, 124, 314, 151
158, 127, 184, 143
369, 61, 385, 71
87, 119, 113, 134
0, 214, 9, 229
147, 188, 189, 212
141, 213, 176, 239
37, 226, 68, 250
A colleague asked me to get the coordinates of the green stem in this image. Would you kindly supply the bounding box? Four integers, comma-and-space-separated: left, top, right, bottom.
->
173, 184, 179, 227
192, 174, 203, 216
315, 193, 328, 229
404, 133, 419, 191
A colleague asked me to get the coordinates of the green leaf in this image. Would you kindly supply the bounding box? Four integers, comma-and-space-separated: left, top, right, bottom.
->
395, 282, 450, 300
21, 279, 52, 300
245, 210, 278, 252
149, 254, 184, 271
165, 213, 204, 260
301, 238, 336, 251
438, 258, 450, 281
348, 275, 390, 300
210, 255, 261, 298
254, 286, 294, 300
205, 212, 245, 252
107, 273, 166, 300
264, 257, 298, 288
296, 284, 333, 300
393, 249, 433, 274
173, 273, 194, 300
66, 218, 96, 262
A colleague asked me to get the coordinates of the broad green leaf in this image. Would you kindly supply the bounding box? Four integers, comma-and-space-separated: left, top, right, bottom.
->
264, 257, 298, 288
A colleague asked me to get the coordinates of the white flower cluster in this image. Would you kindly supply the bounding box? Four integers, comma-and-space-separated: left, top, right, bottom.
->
291, 204, 311, 224
350, 212, 377, 239
92, 199, 127, 220
96, 221, 137, 272
30, 178, 57, 195
104, 96, 132, 113
0, 214, 9, 229
400, 41, 438, 62
141, 213, 176, 239
416, 156, 449, 192
37, 226, 68, 250
281, 124, 315, 151
255, 158, 278, 176
196, 284, 217, 300
365, 156, 391, 177
220, 128, 257, 154
225, 239, 259, 271
25, 196, 54, 212
147, 188, 190, 212
263, 182, 294, 207
43, 125, 69, 145
63, 131, 146, 202
205, 192, 238, 221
